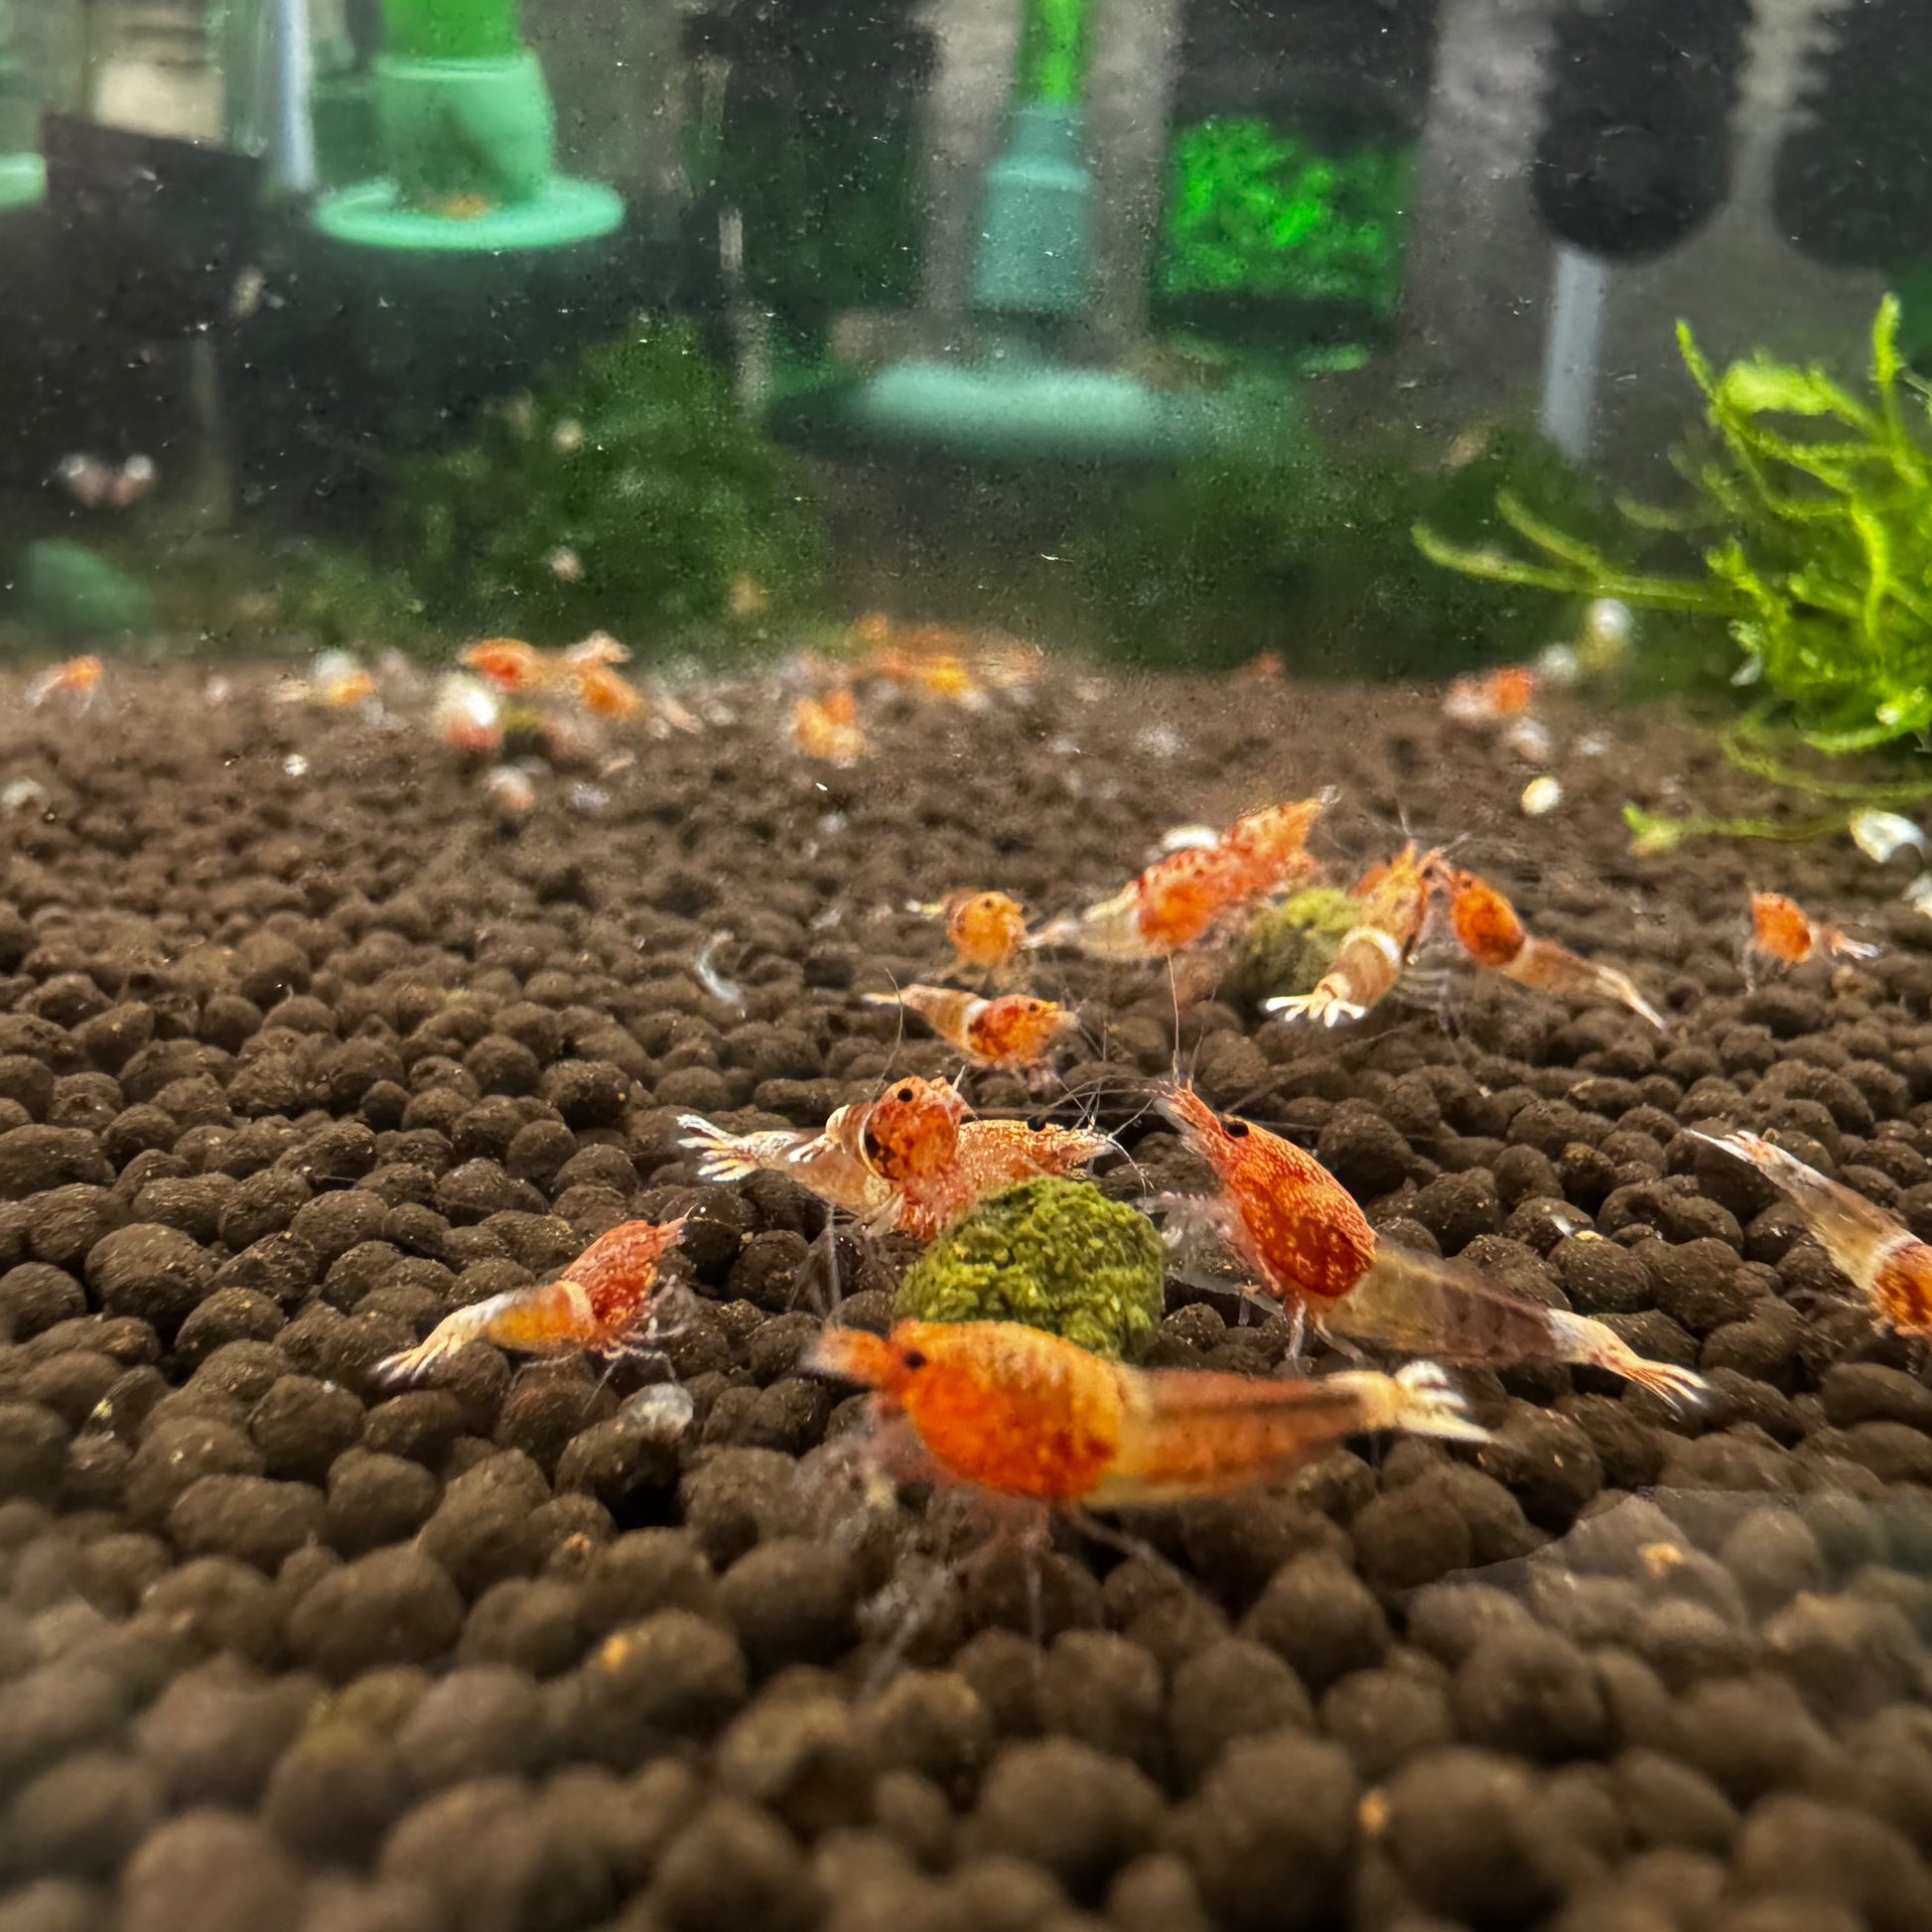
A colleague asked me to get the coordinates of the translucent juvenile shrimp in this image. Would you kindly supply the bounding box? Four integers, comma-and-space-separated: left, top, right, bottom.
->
1158, 1081, 1377, 1315
373, 1216, 688, 1388
26, 655, 104, 714
864, 986, 1077, 1079
809, 1319, 1485, 1508
1748, 890, 1878, 971
678, 1111, 896, 1222
1439, 866, 1667, 1031
1267, 843, 1436, 1027
1327, 1244, 1711, 1410
1691, 1129, 1932, 1337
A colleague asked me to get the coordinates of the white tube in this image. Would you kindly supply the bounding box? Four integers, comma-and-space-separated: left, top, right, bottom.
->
272, 0, 317, 194
1538, 242, 1608, 464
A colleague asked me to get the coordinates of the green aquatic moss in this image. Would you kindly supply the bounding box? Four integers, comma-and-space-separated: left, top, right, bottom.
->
894, 1177, 1167, 1362
1229, 888, 1363, 1005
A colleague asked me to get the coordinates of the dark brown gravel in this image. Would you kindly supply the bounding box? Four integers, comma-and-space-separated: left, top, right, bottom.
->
1, 659, 1932, 1929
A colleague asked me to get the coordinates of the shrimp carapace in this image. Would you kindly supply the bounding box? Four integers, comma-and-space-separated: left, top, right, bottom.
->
789, 684, 868, 765
1157, 1082, 1376, 1309
1692, 1129, 1932, 1337
1439, 866, 1667, 1031
373, 1216, 688, 1388
809, 1318, 1485, 1508
1267, 843, 1436, 1027
1748, 890, 1878, 970
866, 986, 1077, 1076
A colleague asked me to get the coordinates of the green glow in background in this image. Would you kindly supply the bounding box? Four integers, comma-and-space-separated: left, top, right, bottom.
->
1015, 0, 1092, 106
1159, 115, 1413, 314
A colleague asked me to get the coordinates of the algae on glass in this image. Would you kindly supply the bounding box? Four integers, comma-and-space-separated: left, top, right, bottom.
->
1419, 295, 1932, 781
292, 321, 825, 652
895, 1177, 1168, 1362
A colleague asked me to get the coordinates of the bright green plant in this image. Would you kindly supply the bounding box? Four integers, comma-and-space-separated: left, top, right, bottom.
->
381, 0, 519, 62
1419, 296, 1932, 784
894, 1177, 1168, 1362
289, 320, 825, 652
1159, 116, 1411, 315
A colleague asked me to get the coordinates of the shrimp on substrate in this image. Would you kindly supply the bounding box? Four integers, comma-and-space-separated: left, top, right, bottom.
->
680, 1075, 1111, 1242
1444, 664, 1537, 727
917, 890, 1030, 981
572, 661, 647, 721
1747, 890, 1878, 973
1035, 794, 1330, 961
373, 1216, 689, 1388
1325, 1244, 1711, 1410
432, 673, 504, 756
789, 684, 868, 765
864, 986, 1078, 1081
1267, 843, 1436, 1027
462, 638, 556, 696
1159, 1082, 1708, 1406
1157, 1081, 1377, 1322
1439, 866, 1667, 1031
809, 1319, 1485, 1511
1691, 1129, 1932, 1337
26, 655, 104, 714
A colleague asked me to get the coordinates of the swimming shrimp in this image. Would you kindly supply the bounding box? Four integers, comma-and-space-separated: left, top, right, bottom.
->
461, 638, 555, 695
1444, 664, 1537, 727
809, 1318, 1485, 1509
1267, 843, 1436, 1027
1440, 866, 1667, 1030
864, 986, 1077, 1079
1691, 1129, 1932, 1337
1748, 890, 1878, 972
373, 1216, 688, 1388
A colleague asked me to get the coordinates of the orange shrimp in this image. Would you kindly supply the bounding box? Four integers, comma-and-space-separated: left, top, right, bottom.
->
809, 1320, 1485, 1508
789, 684, 868, 765
565, 631, 629, 668
27, 655, 104, 712
1035, 795, 1330, 961
373, 1216, 688, 1387
432, 673, 504, 755
1440, 867, 1667, 1030
1158, 1081, 1377, 1311
1444, 664, 1537, 726
935, 890, 1030, 979
1692, 1130, 1932, 1337
1267, 843, 1435, 1026
462, 638, 555, 695
572, 662, 647, 721
1159, 1082, 1707, 1406
1748, 890, 1877, 970
865, 986, 1077, 1078
681, 1077, 1109, 1242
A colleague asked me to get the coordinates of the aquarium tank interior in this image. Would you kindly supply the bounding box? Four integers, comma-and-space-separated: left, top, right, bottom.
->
10, 3, 1932, 1929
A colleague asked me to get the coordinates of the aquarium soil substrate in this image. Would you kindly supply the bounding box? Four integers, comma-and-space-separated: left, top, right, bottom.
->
4, 663, 1932, 1932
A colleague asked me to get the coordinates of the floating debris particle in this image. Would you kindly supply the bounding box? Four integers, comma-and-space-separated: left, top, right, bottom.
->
691, 933, 746, 1012
1851, 810, 1929, 865
1520, 774, 1563, 816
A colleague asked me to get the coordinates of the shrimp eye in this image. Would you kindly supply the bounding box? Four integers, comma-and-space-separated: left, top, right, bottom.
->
895, 1084, 914, 1103
899, 1347, 928, 1371
1223, 1119, 1250, 1139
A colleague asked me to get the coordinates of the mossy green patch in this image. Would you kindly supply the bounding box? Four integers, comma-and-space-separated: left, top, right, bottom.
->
894, 1176, 1167, 1362
1228, 887, 1363, 1005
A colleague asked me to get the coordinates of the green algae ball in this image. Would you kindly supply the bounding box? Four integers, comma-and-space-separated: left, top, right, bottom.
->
894, 1177, 1168, 1361
1229, 887, 1363, 1005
